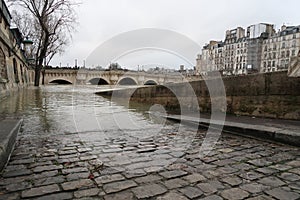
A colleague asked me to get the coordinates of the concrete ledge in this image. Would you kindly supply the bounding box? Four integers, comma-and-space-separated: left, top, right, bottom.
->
165, 115, 300, 147
0, 118, 23, 171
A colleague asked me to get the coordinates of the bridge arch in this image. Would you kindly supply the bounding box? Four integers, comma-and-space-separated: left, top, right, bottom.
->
88, 77, 110, 85
49, 79, 73, 85
117, 77, 138, 85
144, 80, 158, 85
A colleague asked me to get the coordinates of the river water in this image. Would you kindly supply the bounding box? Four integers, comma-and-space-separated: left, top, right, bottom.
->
0, 85, 186, 143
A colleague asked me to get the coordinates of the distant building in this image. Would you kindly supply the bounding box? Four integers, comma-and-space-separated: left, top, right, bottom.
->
196, 23, 300, 75
261, 25, 300, 72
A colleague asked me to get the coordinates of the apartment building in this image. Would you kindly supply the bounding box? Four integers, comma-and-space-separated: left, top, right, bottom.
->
196, 23, 299, 76
261, 25, 300, 72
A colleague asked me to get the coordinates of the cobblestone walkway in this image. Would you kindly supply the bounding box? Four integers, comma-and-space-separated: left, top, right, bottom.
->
0, 125, 300, 200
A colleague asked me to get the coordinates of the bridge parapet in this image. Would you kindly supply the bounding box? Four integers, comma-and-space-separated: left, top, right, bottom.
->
42, 69, 194, 85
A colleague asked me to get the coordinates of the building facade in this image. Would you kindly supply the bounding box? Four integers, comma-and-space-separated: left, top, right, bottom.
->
261, 25, 300, 72
0, 0, 33, 97
196, 23, 299, 76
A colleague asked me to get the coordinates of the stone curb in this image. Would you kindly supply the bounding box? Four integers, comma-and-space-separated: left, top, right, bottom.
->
0, 118, 23, 172
165, 115, 300, 147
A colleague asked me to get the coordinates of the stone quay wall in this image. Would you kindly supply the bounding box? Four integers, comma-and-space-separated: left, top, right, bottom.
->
108, 71, 300, 120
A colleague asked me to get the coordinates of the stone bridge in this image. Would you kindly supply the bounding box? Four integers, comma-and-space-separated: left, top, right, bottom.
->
42, 69, 193, 85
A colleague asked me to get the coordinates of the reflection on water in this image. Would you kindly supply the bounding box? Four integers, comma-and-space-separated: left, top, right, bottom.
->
0, 85, 171, 140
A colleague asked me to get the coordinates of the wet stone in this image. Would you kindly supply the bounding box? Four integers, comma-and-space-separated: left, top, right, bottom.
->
10, 158, 35, 165
278, 172, 300, 182
95, 174, 125, 185
159, 170, 188, 179
239, 171, 264, 181
240, 183, 270, 194
144, 166, 162, 173
269, 164, 292, 171
247, 159, 273, 167
29, 161, 53, 168
135, 175, 162, 184
62, 167, 89, 174
157, 192, 189, 200
6, 181, 32, 192
80, 155, 98, 161
123, 169, 147, 178
182, 173, 206, 183
34, 176, 65, 186
0, 193, 20, 200
21, 184, 60, 198
196, 183, 218, 194
100, 166, 125, 175
61, 179, 94, 191
74, 188, 100, 198
58, 150, 77, 155
66, 172, 90, 181
212, 159, 235, 166
103, 180, 137, 194
163, 178, 188, 189
179, 186, 203, 199
132, 183, 167, 199
258, 176, 286, 187
102, 148, 123, 153
201, 195, 223, 200
287, 160, 300, 167
137, 148, 156, 153
197, 180, 225, 195
255, 167, 279, 175
222, 176, 243, 186
34, 192, 73, 200
2, 169, 32, 178
220, 188, 249, 200
265, 188, 300, 200
33, 165, 63, 173
104, 191, 135, 200
78, 148, 92, 153
57, 157, 80, 164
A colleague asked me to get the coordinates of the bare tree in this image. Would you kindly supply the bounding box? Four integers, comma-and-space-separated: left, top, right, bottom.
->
8, 0, 78, 86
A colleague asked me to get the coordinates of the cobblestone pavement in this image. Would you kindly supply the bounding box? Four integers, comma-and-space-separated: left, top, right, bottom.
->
0, 125, 300, 200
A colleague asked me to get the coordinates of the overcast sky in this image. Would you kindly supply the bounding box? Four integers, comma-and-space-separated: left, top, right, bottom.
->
50, 0, 300, 69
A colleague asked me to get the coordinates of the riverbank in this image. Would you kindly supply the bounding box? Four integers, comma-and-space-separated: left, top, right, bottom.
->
0, 117, 23, 171
165, 113, 300, 147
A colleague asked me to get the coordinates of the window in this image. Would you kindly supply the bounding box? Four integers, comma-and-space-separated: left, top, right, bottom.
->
286, 50, 290, 57
273, 44, 277, 50
0, 47, 7, 79
292, 50, 296, 56
272, 61, 275, 67
282, 42, 285, 48
13, 58, 19, 83
293, 34, 296, 39
285, 59, 289, 68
